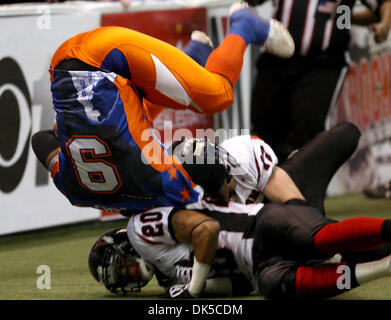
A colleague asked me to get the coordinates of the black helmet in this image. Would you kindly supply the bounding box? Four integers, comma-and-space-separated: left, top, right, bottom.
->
169, 138, 238, 196
88, 228, 154, 294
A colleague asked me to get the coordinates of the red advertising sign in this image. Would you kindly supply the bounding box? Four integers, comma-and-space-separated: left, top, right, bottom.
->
327, 47, 391, 196
332, 50, 391, 131
101, 8, 208, 46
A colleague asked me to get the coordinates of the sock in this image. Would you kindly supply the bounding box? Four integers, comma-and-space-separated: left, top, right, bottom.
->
183, 40, 213, 67
313, 217, 387, 256
188, 258, 211, 296
295, 263, 359, 299
228, 8, 270, 45
355, 255, 391, 285
205, 34, 246, 86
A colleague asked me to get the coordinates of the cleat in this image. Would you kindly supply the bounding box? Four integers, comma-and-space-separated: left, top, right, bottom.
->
229, 1, 295, 58
183, 30, 214, 67
229, 1, 249, 16
190, 30, 213, 48
229, 2, 270, 45
265, 19, 295, 58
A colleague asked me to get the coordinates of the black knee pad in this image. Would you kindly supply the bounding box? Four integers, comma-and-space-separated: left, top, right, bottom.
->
31, 130, 59, 169
256, 258, 297, 299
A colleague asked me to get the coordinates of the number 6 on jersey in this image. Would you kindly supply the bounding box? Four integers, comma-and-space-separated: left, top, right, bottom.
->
66, 136, 122, 193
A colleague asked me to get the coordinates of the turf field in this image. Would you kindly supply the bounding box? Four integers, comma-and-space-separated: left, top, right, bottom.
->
1, 193, 390, 300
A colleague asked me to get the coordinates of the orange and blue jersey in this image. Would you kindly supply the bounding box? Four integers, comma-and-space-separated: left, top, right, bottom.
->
49, 26, 248, 213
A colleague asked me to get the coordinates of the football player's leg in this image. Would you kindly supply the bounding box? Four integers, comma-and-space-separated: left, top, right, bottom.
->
227, 2, 294, 57
255, 257, 298, 299
255, 255, 354, 299
114, 4, 291, 115
257, 255, 391, 299
61, 27, 233, 115
255, 202, 391, 259
313, 217, 391, 256
342, 243, 391, 264
280, 122, 361, 215
257, 258, 358, 299
295, 255, 391, 299
115, 30, 235, 115
205, 2, 293, 89
253, 202, 333, 262
183, 31, 214, 67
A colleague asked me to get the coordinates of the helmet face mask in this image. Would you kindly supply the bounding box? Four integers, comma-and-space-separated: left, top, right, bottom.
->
173, 138, 237, 167
89, 229, 154, 295
169, 138, 239, 195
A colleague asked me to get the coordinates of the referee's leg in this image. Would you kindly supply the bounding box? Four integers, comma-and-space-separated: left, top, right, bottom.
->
250, 54, 292, 161
288, 62, 347, 153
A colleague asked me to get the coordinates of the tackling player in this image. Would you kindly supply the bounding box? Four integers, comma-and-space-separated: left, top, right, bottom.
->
169, 121, 361, 216
88, 200, 391, 299
31, 3, 294, 214
88, 124, 391, 299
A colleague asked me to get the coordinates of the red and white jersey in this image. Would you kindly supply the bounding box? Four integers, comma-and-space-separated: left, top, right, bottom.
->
126, 201, 264, 290
220, 135, 278, 204
127, 206, 192, 280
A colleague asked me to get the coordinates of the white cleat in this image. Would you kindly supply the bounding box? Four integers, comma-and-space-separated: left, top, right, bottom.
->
229, 1, 295, 58
265, 19, 295, 58
229, 1, 249, 16
190, 30, 213, 48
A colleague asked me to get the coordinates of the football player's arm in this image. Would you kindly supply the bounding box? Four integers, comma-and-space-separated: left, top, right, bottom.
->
31, 124, 59, 173
171, 209, 220, 296
263, 166, 305, 203
252, 138, 305, 203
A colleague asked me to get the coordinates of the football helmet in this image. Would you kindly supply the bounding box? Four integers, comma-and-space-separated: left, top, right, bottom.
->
88, 228, 155, 294
169, 138, 239, 195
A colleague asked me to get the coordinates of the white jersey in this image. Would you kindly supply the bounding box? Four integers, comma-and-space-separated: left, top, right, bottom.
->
220, 135, 278, 204
127, 201, 264, 290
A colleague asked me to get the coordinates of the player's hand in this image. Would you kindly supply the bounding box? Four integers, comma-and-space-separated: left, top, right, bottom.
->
161, 283, 198, 299
370, 22, 390, 43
